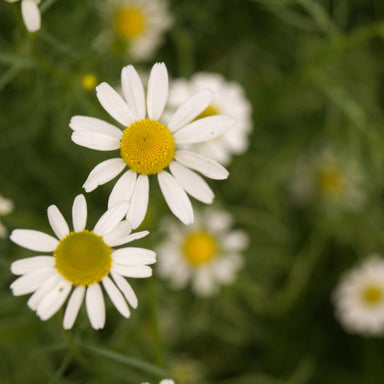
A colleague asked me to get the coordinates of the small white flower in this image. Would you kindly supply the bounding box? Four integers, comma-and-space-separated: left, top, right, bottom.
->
333, 257, 384, 336
168, 72, 252, 165
97, 0, 172, 60
9, 194, 155, 330
4, 0, 41, 32
0, 194, 14, 239
156, 207, 248, 296
141, 380, 174, 384
70, 63, 234, 228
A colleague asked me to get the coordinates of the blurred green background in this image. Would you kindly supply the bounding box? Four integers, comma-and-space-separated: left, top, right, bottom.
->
1, 0, 384, 383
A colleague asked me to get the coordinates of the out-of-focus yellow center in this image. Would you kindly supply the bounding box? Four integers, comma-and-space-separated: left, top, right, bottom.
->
120, 119, 175, 175
114, 6, 146, 40
182, 231, 217, 266
54, 230, 112, 286
318, 166, 344, 197
195, 104, 220, 121
361, 284, 383, 305
81, 73, 97, 91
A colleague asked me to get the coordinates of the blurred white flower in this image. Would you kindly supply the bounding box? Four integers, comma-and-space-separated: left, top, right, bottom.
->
156, 207, 248, 296
0, 194, 14, 239
141, 380, 174, 384
167, 73, 253, 165
333, 257, 384, 336
4, 0, 41, 32
97, 0, 172, 60
10, 194, 154, 330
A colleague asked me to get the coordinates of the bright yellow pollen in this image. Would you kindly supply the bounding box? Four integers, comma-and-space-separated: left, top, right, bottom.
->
182, 231, 217, 267
362, 285, 383, 305
318, 166, 344, 197
120, 119, 175, 175
195, 104, 220, 121
114, 6, 146, 40
54, 230, 112, 286
81, 73, 97, 91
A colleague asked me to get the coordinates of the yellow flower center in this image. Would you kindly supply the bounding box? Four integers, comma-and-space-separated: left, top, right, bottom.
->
195, 104, 220, 121
120, 119, 175, 175
361, 284, 383, 306
182, 231, 217, 266
81, 73, 97, 91
114, 6, 146, 40
54, 230, 112, 286
318, 166, 344, 197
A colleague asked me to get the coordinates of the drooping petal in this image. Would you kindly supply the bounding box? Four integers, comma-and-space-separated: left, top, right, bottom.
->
112, 247, 156, 265
103, 220, 132, 247
169, 161, 214, 204
157, 171, 194, 225
111, 264, 152, 278
63, 286, 86, 330
121, 65, 146, 121
21, 0, 41, 32
102, 276, 130, 318
96, 82, 135, 126
83, 158, 126, 193
27, 273, 62, 311
175, 150, 229, 180
93, 200, 129, 236
126, 174, 149, 230
47, 205, 70, 240
147, 63, 168, 120
71, 131, 120, 151
174, 115, 235, 144
168, 89, 214, 132
11, 256, 55, 275
108, 170, 137, 208
110, 271, 138, 308
69, 116, 123, 140
72, 194, 87, 232
10, 229, 59, 252
86, 283, 106, 330
10, 267, 56, 296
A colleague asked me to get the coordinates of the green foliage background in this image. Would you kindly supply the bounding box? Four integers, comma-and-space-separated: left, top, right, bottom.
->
1, 0, 384, 383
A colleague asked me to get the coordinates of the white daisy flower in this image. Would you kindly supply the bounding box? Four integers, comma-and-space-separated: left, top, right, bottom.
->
167, 72, 252, 165
97, 0, 172, 60
0, 194, 14, 239
333, 257, 384, 336
9, 194, 155, 330
141, 380, 174, 384
156, 207, 248, 296
4, 0, 41, 32
70, 63, 234, 228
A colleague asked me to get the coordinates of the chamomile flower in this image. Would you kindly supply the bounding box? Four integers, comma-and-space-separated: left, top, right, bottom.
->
141, 380, 174, 384
0, 194, 14, 239
10, 194, 155, 330
4, 0, 41, 32
156, 208, 248, 296
167, 72, 252, 165
333, 257, 384, 336
70, 63, 234, 228
98, 0, 172, 60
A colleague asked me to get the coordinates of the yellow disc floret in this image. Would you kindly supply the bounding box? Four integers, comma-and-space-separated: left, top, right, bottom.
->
54, 230, 112, 286
120, 119, 175, 175
182, 231, 217, 267
361, 284, 383, 306
318, 166, 344, 198
114, 6, 146, 40
81, 73, 97, 92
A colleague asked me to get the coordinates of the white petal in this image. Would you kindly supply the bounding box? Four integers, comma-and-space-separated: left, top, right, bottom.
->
93, 201, 129, 236
147, 63, 168, 120
83, 158, 126, 193
86, 283, 106, 330
10, 267, 56, 296
110, 271, 138, 308
72, 194, 87, 232
27, 273, 62, 311
102, 276, 130, 318
69, 116, 123, 140
168, 89, 214, 132
63, 286, 85, 330
71, 131, 120, 151
112, 247, 156, 265
108, 170, 137, 208
11, 256, 55, 275
36, 280, 72, 321
175, 150, 229, 180
21, 0, 41, 32
111, 264, 152, 278
121, 230, 149, 244
96, 82, 134, 126
174, 115, 235, 144
103, 220, 132, 247
121, 65, 146, 121
126, 174, 149, 230
10, 229, 59, 252
157, 171, 194, 225
222, 230, 249, 251
47, 205, 69, 240
170, 161, 214, 204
